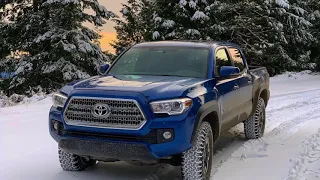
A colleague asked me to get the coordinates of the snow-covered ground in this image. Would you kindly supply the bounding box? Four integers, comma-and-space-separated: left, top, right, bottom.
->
1, 71, 320, 180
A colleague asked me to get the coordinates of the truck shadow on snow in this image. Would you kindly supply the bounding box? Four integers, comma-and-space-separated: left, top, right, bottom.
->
54, 125, 246, 180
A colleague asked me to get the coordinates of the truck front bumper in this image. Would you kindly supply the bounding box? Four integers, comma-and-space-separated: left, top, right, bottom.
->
49, 107, 196, 162
59, 138, 157, 162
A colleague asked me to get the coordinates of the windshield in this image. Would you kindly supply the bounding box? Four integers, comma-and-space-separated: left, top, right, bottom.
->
108, 46, 209, 78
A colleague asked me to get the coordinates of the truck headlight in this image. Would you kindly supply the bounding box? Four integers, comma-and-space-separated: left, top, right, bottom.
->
150, 98, 192, 115
52, 93, 67, 108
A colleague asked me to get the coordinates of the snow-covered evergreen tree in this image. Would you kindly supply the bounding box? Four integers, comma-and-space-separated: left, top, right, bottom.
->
111, 0, 154, 55
220, 0, 314, 74
0, 0, 115, 95
149, 0, 315, 75
152, 0, 213, 40
103, 51, 117, 62
0, 22, 10, 59
297, 0, 320, 70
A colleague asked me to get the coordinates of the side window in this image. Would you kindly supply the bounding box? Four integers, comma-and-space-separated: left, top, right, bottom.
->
228, 47, 245, 72
215, 48, 232, 76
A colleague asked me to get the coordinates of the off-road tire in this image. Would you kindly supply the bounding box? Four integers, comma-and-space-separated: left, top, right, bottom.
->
182, 122, 213, 180
244, 97, 266, 139
58, 148, 96, 171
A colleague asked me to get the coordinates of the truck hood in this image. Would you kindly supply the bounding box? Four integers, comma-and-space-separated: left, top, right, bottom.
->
62, 75, 207, 100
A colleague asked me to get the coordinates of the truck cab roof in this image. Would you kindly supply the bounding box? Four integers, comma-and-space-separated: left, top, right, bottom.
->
133, 40, 242, 49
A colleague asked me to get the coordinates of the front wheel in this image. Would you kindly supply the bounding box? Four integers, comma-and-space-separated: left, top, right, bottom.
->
58, 148, 96, 171
182, 121, 213, 180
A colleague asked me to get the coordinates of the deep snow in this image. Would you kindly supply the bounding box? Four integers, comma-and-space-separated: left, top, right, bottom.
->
1, 71, 320, 180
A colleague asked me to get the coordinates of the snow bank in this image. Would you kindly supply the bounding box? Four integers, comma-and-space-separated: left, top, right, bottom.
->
0, 92, 49, 108
274, 70, 319, 79
270, 70, 320, 96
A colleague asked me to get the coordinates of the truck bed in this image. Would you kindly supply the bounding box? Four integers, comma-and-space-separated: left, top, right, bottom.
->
248, 65, 270, 106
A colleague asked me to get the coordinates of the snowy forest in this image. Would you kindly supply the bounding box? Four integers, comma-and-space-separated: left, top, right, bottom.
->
0, 0, 320, 97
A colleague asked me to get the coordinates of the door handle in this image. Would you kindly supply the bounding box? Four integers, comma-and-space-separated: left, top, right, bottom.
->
234, 84, 239, 90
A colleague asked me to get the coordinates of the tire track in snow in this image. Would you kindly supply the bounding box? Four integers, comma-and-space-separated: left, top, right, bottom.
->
267, 98, 320, 114
265, 90, 320, 135
286, 128, 320, 180
267, 89, 320, 114
239, 111, 320, 159
271, 88, 320, 99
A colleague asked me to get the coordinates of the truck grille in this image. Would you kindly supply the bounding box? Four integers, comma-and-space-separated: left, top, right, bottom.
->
63, 97, 147, 130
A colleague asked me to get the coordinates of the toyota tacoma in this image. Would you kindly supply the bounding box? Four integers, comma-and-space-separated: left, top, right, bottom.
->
49, 41, 270, 180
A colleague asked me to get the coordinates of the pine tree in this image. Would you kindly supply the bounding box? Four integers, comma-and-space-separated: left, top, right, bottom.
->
0, 0, 116, 95
301, 0, 320, 70
150, 0, 315, 75
152, 0, 214, 40
111, 0, 154, 55
219, 0, 314, 74
0, 0, 14, 60
103, 51, 117, 62
0, 22, 10, 60
0, 0, 18, 89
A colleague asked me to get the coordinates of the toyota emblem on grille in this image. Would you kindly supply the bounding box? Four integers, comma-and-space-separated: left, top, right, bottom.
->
92, 103, 111, 117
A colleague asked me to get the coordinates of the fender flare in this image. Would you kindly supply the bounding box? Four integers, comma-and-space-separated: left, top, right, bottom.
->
250, 87, 269, 118
191, 101, 221, 144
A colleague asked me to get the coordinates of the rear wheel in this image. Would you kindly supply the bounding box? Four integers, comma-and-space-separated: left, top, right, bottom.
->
244, 97, 266, 139
182, 121, 213, 180
58, 148, 96, 171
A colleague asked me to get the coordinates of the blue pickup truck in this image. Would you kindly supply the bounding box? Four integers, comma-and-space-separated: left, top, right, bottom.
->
49, 41, 270, 180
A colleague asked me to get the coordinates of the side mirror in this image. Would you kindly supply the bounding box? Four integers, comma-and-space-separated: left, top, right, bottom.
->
98, 64, 110, 75
220, 66, 240, 77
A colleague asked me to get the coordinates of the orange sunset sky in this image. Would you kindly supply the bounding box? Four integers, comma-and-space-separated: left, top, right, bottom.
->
97, 0, 127, 53
99, 31, 117, 53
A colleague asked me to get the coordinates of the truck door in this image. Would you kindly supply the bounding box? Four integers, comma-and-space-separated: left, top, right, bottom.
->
214, 47, 240, 131
227, 47, 253, 121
